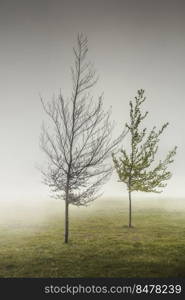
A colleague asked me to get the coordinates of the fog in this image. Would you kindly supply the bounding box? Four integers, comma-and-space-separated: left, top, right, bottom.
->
0, 0, 185, 219
1, 197, 185, 234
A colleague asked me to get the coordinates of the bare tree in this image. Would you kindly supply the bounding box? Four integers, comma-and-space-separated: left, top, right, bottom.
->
40, 34, 125, 243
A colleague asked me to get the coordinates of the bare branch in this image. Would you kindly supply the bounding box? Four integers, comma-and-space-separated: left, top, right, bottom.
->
40, 33, 125, 209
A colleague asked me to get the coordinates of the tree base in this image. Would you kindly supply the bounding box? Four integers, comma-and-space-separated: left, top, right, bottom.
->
123, 225, 135, 229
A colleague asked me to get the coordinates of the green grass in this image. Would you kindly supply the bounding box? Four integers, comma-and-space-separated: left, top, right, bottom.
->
1, 198, 185, 277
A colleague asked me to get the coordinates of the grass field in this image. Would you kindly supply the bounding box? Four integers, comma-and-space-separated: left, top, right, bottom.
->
0, 198, 185, 277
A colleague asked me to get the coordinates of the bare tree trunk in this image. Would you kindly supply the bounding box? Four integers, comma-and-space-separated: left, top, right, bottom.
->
64, 197, 69, 243
128, 190, 132, 228
40, 34, 126, 243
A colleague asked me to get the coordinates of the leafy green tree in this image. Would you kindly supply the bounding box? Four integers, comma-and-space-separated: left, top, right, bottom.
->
112, 89, 177, 228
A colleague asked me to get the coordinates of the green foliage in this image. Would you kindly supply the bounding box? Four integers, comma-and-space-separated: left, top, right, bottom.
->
112, 89, 177, 193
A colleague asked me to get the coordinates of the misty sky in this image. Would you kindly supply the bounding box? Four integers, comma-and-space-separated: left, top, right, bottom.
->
0, 0, 185, 203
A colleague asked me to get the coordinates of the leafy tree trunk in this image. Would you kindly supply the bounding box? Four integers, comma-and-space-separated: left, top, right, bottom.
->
128, 190, 132, 228
112, 89, 177, 230
64, 190, 69, 243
